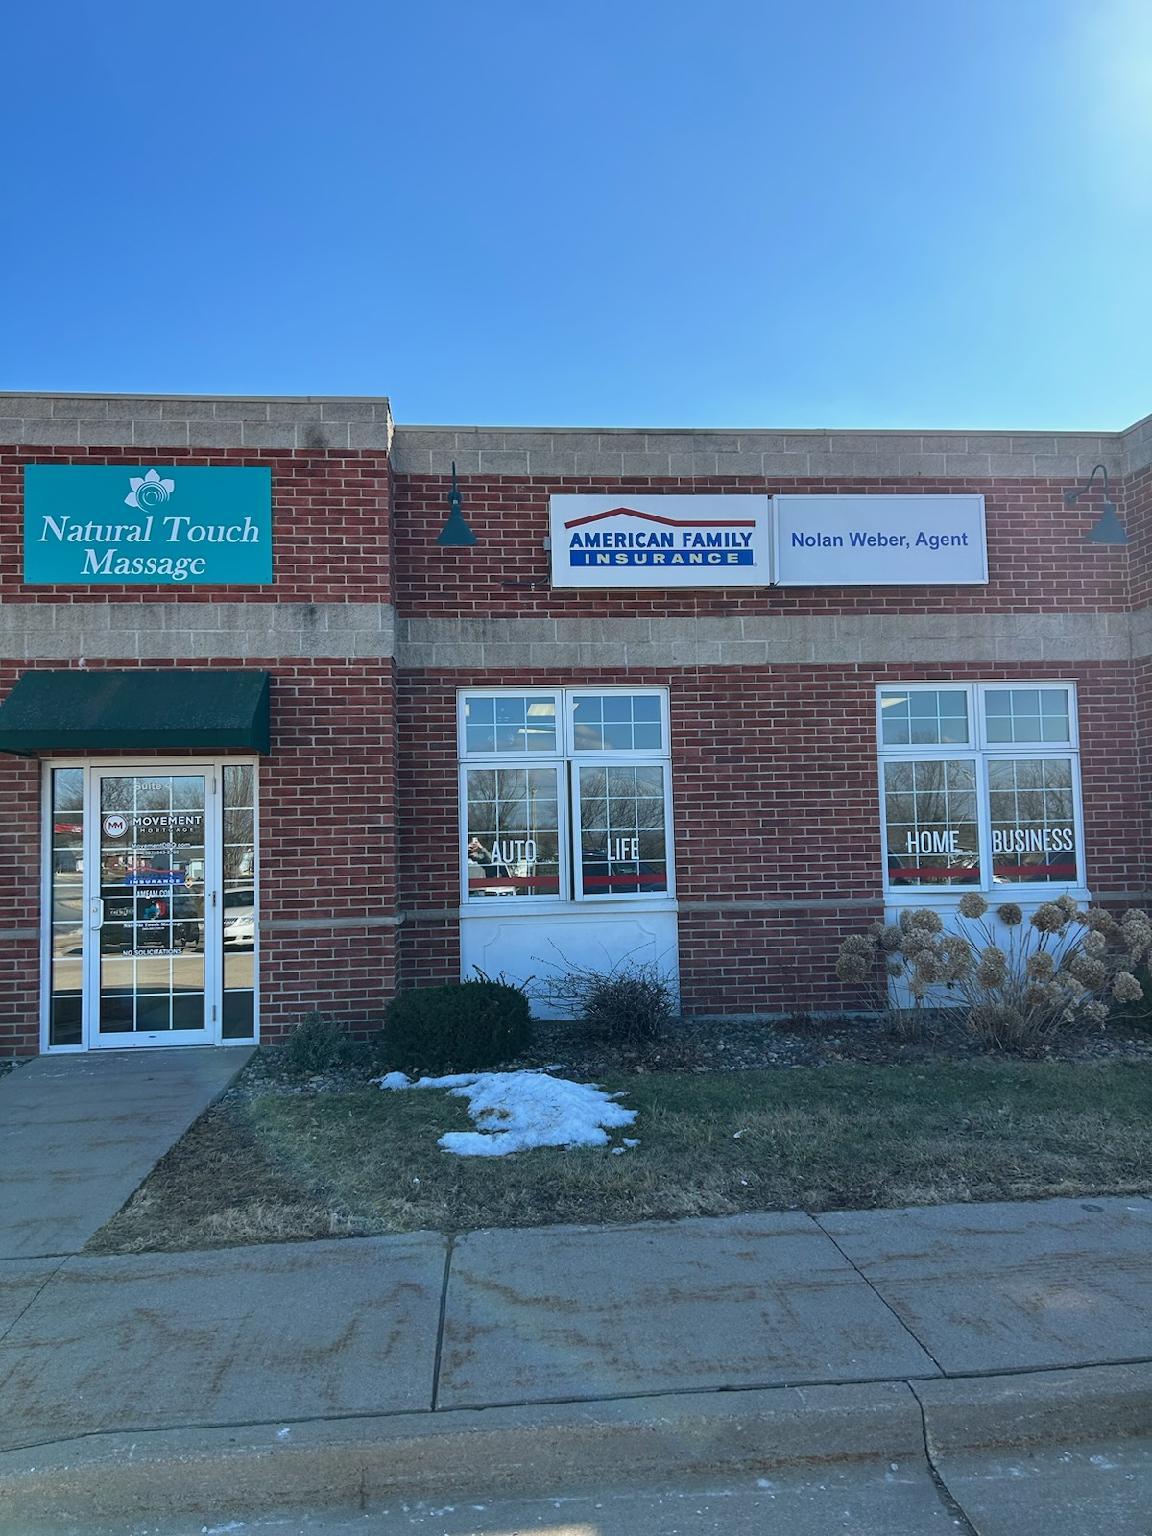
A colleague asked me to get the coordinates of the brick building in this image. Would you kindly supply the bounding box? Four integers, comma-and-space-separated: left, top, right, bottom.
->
1, 392, 1149, 1055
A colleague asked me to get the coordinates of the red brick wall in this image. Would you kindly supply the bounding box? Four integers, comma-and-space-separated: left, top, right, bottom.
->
397, 661, 1145, 1016
396, 474, 1130, 618
0, 725, 39, 1056
1, 447, 392, 604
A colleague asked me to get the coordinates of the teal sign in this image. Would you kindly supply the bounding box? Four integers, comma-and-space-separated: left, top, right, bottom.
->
23, 466, 273, 585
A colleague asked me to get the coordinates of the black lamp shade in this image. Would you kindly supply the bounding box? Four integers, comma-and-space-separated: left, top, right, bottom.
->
1086, 503, 1128, 545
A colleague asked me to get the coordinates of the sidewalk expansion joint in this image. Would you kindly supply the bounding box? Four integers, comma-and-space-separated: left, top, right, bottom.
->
430, 1231, 455, 1413
908, 1381, 982, 1536
5, 1357, 1152, 1457
809, 1211, 950, 1377
0, 1250, 82, 1263
0, 1257, 68, 1347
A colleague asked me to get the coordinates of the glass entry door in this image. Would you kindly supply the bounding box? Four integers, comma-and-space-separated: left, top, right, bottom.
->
86, 769, 218, 1047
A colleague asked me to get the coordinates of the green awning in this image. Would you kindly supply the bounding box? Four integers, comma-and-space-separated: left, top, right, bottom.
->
0, 670, 270, 754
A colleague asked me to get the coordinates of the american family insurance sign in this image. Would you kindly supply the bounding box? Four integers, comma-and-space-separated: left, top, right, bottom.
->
549, 493, 987, 588
23, 466, 273, 584
549, 495, 773, 588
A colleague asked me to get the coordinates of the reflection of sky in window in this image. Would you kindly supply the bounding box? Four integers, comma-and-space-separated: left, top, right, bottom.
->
984, 689, 1069, 743
572, 694, 663, 752
880, 689, 969, 745
464, 695, 557, 753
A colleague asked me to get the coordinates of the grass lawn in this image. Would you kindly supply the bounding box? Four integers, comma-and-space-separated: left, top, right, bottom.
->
87, 1060, 1152, 1253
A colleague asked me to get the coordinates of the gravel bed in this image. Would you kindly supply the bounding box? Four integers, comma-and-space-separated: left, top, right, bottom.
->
223, 1012, 1152, 1104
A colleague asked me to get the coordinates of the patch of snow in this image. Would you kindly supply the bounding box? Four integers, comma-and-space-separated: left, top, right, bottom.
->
623, 1138, 640, 1147
375, 1070, 636, 1157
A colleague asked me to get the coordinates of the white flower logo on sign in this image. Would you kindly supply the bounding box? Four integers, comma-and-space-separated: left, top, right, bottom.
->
125, 469, 175, 509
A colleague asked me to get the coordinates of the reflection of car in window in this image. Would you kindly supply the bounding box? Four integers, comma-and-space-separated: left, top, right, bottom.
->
222, 889, 255, 948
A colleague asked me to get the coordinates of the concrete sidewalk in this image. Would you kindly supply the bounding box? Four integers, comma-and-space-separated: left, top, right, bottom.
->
0, 1047, 252, 1259
1, 1195, 1151, 1527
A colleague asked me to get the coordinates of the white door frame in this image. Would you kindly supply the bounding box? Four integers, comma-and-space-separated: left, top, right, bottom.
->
40, 757, 259, 1052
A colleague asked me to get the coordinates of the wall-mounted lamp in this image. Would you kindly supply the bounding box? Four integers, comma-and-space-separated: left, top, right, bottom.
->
1064, 463, 1128, 545
436, 462, 476, 547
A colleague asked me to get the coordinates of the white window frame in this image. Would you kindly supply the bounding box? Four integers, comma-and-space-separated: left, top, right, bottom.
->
39, 756, 261, 1053
876, 682, 1087, 902
457, 687, 676, 910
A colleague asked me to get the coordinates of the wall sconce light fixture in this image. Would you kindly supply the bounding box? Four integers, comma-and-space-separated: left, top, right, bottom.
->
1064, 463, 1128, 545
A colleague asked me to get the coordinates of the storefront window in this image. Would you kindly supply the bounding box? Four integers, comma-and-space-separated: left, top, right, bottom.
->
464, 766, 562, 897
459, 689, 673, 903
877, 684, 1082, 892
988, 757, 1078, 883
48, 768, 85, 1046
883, 759, 980, 886
576, 765, 670, 896
221, 763, 257, 1038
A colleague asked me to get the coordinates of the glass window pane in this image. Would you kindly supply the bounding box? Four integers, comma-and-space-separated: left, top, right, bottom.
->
983, 688, 1070, 744
464, 765, 561, 898
884, 759, 981, 887
50, 769, 86, 1046
462, 694, 557, 754
223, 764, 254, 807
879, 689, 969, 747
570, 695, 665, 753
989, 757, 1078, 883
578, 765, 668, 897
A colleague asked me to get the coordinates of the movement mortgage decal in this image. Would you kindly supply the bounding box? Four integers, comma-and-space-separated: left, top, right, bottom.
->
549, 494, 771, 588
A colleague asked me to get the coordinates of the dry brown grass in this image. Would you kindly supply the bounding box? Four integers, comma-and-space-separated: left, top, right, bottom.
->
87, 1060, 1152, 1253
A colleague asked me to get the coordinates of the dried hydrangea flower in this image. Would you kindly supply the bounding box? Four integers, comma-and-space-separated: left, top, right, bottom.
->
1112, 971, 1144, 1004
996, 902, 1023, 926
836, 954, 873, 984
975, 947, 1009, 986
1068, 953, 1107, 988
1084, 906, 1120, 935
908, 908, 944, 933
1031, 902, 1068, 933
1026, 951, 1056, 979
941, 935, 973, 979
958, 892, 988, 919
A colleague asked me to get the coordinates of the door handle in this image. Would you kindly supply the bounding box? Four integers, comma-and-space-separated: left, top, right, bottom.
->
89, 897, 105, 931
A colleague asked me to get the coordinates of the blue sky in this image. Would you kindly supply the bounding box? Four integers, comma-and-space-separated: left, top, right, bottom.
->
2, 1, 1149, 429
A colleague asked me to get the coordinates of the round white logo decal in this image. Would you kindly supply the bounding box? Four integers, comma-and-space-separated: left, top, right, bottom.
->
102, 814, 128, 838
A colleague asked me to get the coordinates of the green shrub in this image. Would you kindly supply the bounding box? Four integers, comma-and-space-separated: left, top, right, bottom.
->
544, 960, 677, 1046
282, 1011, 351, 1075
383, 979, 533, 1073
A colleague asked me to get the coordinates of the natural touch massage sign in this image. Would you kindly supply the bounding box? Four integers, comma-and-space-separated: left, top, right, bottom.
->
24, 465, 272, 584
